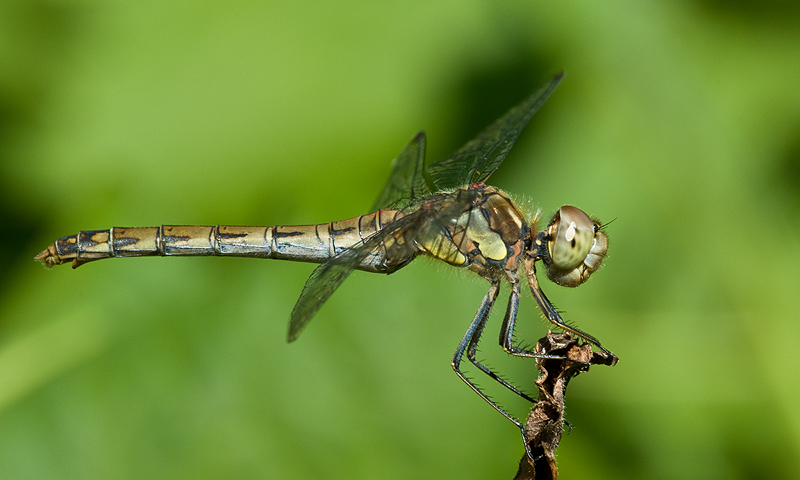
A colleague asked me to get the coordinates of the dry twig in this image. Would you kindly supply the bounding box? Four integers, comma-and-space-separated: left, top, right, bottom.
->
513, 331, 616, 480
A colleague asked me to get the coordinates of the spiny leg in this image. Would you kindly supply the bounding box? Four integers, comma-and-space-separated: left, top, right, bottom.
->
456, 276, 562, 406
524, 256, 618, 364
464, 283, 537, 404
498, 275, 572, 361
452, 279, 542, 466
452, 281, 521, 427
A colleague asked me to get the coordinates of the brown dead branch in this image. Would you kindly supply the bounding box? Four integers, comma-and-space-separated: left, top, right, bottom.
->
513, 331, 616, 480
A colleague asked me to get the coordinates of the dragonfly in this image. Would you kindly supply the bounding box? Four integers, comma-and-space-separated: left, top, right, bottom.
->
36, 72, 617, 455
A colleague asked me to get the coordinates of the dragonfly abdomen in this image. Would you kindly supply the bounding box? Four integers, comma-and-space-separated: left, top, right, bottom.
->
35, 210, 403, 271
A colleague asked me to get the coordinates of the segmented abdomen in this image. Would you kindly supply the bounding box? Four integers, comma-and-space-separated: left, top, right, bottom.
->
35, 210, 403, 272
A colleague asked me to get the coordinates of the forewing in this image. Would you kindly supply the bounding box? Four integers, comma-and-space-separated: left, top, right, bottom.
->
427, 72, 563, 191
370, 132, 430, 212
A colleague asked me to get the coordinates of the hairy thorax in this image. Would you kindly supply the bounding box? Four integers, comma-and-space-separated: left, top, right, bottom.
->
415, 185, 529, 279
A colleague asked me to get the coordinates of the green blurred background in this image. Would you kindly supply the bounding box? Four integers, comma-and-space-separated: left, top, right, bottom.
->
2, 1, 799, 478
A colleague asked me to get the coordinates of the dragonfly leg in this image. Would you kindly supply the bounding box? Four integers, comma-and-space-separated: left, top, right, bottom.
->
464, 283, 537, 404
452, 278, 558, 466
498, 276, 572, 361
524, 257, 618, 365
451, 280, 521, 428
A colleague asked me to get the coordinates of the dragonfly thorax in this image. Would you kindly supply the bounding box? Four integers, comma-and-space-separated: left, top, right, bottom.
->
416, 185, 528, 277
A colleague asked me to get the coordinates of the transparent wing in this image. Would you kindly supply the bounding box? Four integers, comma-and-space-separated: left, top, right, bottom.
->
427, 72, 563, 191
370, 132, 430, 212
288, 188, 481, 342
287, 211, 421, 342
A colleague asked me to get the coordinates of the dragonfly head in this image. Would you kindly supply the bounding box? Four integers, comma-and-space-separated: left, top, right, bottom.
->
542, 206, 608, 287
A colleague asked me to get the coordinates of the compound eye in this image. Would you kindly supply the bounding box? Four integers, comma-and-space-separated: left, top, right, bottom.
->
547, 206, 595, 270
